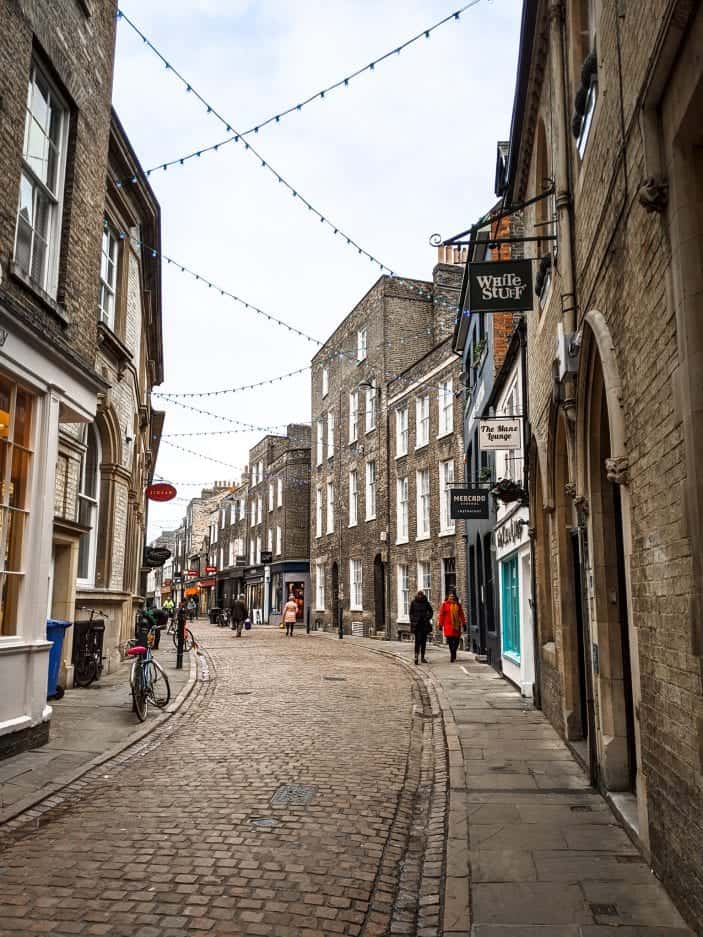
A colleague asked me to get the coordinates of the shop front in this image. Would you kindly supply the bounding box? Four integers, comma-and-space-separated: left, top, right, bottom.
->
217, 569, 245, 611
245, 567, 265, 624
271, 562, 310, 629
496, 505, 534, 697
199, 577, 217, 616
0, 315, 103, 756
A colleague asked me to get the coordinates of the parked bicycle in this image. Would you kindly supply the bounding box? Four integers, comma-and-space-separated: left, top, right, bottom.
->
216, 608, 230, 627
73, 607, 107, 687
172, 622, 196, 652
127, 611, 171, 722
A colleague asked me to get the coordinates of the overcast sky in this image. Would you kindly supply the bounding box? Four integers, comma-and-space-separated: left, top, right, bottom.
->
111, 0, 522, 540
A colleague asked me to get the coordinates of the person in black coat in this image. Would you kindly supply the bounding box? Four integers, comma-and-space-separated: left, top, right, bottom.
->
409, 590, 433, 665
230, 594, 249, 637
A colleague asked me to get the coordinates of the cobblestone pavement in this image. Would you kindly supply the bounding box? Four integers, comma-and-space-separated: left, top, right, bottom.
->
0, 625, 447, 937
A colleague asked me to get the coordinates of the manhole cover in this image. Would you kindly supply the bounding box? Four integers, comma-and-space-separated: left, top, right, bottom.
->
249, 817, 278, 829
323, 676, 346, 682
590, 903, 618, 917
570, 805, 593, 812
271, 783, 318, 806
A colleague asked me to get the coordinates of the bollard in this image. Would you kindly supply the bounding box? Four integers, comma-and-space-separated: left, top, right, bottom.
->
338, 606, 343, 640
176, 607, 185, 670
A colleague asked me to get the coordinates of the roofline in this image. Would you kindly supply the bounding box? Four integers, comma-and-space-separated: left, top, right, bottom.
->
505, 1, 539, 204
485, 317, 525, 412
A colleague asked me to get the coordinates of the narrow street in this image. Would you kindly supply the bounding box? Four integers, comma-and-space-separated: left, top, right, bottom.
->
0, 625, 446, 937
1, 624, 693, 936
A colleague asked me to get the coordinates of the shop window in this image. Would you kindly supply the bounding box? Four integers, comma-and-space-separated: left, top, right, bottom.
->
14, 62, 69, 299
0, 378, 34, 636
77, 424, 100, 584
501, 554, 521, 660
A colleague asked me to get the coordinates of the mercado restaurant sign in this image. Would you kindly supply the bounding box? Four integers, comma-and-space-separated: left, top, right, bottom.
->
468, 259, 533, 313
479, 418, 521, 450
450, 488, 490, 520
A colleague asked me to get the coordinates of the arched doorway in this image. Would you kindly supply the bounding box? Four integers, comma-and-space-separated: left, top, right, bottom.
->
373, 554, 385, 631
584, 340, 637, 792
331, 561, 339, 631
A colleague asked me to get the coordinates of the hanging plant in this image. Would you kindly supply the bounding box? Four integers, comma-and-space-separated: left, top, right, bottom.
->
491, 478, 527, 504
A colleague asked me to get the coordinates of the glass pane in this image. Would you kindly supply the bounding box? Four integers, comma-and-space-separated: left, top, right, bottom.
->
18, 174, 34, 224
46, 139, 59, 194
77, 530, 90, 580
14, 218, 31, 276
0, 573, 22, 637
0, 441, 10, 505
30, 232, 47, 287
83, 427, 99, 498
1, 508, 26, 573
33, 188, 50, 239
9, 448, 31, 510
32, 71, 50, 130
26, 117, 48, 182
14, 390, 33, 449
0, 380, 11, 441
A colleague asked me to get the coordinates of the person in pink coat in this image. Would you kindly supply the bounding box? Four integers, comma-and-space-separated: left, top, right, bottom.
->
281, 595, 299, 636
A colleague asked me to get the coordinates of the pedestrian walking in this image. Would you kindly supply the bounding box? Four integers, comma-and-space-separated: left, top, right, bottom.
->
281, 595, 299, 637
187, 597, 197, 621
438, 590, 466, 663
230, 593, 249, 637
409, 590, 433, 665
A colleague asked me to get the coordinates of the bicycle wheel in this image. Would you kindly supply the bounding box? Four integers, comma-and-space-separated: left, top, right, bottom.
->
183, 628, 195, 651
145, 659, 171, 708
130, 660, 148, 722
74, 655, 97, 688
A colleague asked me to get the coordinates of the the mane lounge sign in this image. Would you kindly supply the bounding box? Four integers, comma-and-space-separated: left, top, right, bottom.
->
468, 259, 534, 313
479, 418, 522, 450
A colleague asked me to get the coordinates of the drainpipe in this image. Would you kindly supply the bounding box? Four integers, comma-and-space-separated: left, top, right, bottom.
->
548, 0, 578, 421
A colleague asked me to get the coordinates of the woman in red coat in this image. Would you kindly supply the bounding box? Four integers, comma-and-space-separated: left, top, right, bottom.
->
438, 590, 466, 663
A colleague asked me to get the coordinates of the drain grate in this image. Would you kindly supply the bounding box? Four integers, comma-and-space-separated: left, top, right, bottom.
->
271, 783, 318, 806
323, 676, 346, 681
232, 691, 252, 696
590, 903, 618, 917
249, 816, 278, 829
616, 854, 643, 864
570, 804, 593, 812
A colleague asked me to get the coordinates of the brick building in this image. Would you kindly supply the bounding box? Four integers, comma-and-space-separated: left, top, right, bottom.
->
310, 264, 463, 637
240, 425, 311, 623
0, 0, 118, 755
502, 0, 703, 926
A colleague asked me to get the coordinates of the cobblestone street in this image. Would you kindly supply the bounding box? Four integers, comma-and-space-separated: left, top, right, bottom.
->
0, 625, 446, 937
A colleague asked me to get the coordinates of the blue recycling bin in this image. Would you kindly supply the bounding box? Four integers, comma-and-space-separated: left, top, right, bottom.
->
46, 619, 72, 700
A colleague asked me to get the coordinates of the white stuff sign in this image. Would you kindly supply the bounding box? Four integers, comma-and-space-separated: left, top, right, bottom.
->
478, 418, 521, 450
468, 259, 534, 313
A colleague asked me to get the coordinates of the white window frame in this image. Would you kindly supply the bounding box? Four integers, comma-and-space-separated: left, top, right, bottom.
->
98, 223, 119, 330
14, 62, 69, 299
250, 501, 256, 527
257, 495, 263, 524
77, 424, 100, 587
438, 379, 454, 437
416, 395, 430, 449
417, 560, 431, 604
327, 411, 335, 460
256, 535, 261, 564
315, 486, 323, 538
349, 391, 358, 443
397, 564, 410, 622
350, 559, 363, 611
365, 460, 377, 521
322, 367, 329, 398
348, 469, 358, 527
365, 384, 376, 433
277, 478, 283, 507
396, 406, 408, 457
316, 419, 324, 466
315, 561, 326, 610
267, 527, 273, 552
396, 476, 408, 544
326, 481, 335, 534
276, 525, 282, 556
249, 538, 256, 566
416, 468, 430, 540
268, 483, 274, 511
357, 327, 368, 362
439, 459, 455, 534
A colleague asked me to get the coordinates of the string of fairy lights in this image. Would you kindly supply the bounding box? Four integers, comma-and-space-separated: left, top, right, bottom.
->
120, 4, 486, 514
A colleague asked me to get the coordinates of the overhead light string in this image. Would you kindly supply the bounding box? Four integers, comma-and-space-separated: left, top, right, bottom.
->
117, 1, 482, 181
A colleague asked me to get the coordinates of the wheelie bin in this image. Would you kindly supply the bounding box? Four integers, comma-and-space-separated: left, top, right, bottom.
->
46, 619, 73, 700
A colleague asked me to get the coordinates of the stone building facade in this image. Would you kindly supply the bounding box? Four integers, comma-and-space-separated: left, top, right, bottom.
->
310, 265, 462, 637
0, 0, 118, 755
503, 0, 703, 926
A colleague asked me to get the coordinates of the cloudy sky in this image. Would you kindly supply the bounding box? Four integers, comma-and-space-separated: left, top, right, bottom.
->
111, 0, 523, 539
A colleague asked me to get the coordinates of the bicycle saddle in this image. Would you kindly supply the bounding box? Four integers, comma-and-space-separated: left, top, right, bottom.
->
127, 645, 147, 656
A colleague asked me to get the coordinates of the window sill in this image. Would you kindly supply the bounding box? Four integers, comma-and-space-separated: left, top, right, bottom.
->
416, 533, 430, 542
396, 451, 408, 461
396, 538, 409, 546
438, 528, 456, 538
503, 650, 521, 665
396, 617, 410, 624
436, 429, 453, 441
350, 606, 363, 612
365, 515, 376, 522
327, 530, 334, 536
415, 441, 429, 452
348, 522, 358, 529
366, 426, 376, 435
314, 607, 326, 612
10, 263, 68, 325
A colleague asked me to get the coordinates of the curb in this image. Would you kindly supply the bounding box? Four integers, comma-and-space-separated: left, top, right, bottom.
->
320, 634, 472, 936
0, 648, 199, 829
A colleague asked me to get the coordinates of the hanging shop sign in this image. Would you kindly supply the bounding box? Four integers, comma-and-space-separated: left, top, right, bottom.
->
260, 550, 273, 565
145, 482, 177, 502
450, 488, 490, 520
186, 569, 199, 578
478, 417, 522, 450
200, 578, 216, 588
205, 565, 217, 575
236, 555, 247, 567
496, 514, 528, 551
468, 259, 533, 313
